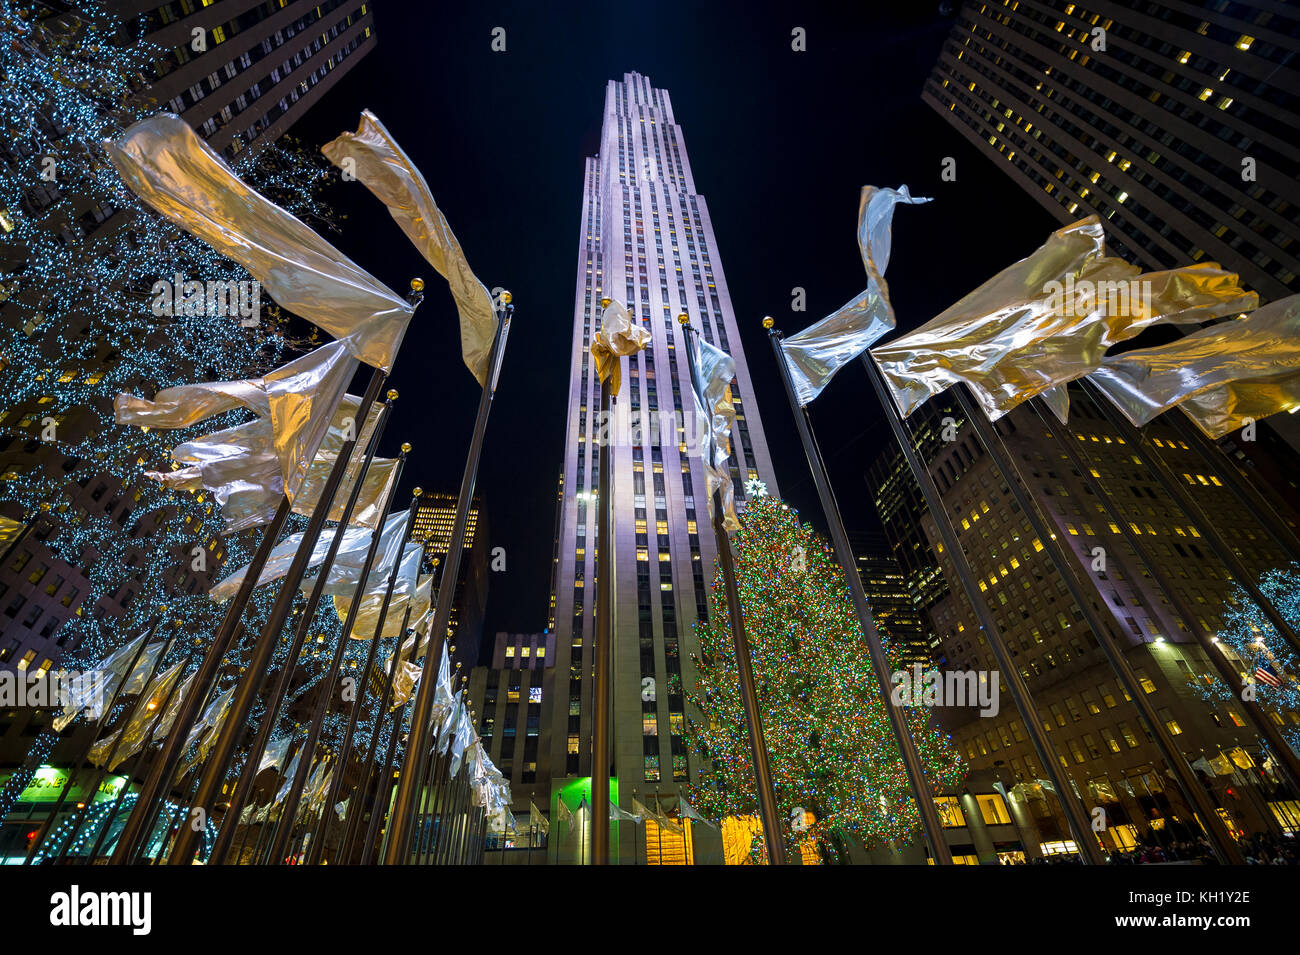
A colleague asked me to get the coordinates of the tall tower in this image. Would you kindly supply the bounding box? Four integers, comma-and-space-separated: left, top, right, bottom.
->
544, 72, 779, 862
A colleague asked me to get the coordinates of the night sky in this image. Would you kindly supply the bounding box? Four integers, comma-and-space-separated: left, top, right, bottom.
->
287, 1, 1058, 641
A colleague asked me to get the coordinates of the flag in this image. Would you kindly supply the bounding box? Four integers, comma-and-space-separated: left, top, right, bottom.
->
686, 329, 741, 531
275, 750, 303, 805
870, 216, 1257, 421
118, 340, 391, 529
104, 113, 414, 372
529, 797, 550, 836
87, 660, 185, 770
634, 796, 682, 835
259, 737, 293, 775
680, 799, 716, 828
780, 185, 928, 405
1087, 294, 1300, 438
555, 796, 573, 828
1256, 658, 1283, 688
322, 110, 496, 385
610, 801, 643, 824
209, 508, 411, 602
1191, 756, 1215, 776
53, 633, 156, 731
591, 300, 650, 393
329, 552, 431, 641
449, 716, 476, 778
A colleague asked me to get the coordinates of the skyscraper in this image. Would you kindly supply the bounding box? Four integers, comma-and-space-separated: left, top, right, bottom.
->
544, 72, 780, 863
868, 384, 1300, 853
110, 0, 379, 161
410, 490, 489, 668
923, 1, 1299, 302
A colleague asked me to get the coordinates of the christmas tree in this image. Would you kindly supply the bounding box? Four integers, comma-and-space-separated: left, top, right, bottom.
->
1192, 562, 1300, 755
685, 492, 964, 862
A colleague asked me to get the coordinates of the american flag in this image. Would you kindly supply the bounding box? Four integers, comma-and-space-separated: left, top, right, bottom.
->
1256, 658, 1282, 688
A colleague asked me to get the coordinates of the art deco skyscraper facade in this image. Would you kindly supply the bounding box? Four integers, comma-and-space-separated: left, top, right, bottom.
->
545, 72, 779, 862
923, 1, 1299, 302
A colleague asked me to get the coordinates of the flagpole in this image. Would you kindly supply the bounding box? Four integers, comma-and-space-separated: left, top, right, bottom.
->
1080, 379, 1300, 658
110, 493, 292, 863
765, 321, 953, 864
261, 444, 411, 864
592, 366, 616, 867
166, 358, 389, 866
23, 618, 161, 864
337, 601, 415, 862
385, 292, 513, 864
951, 385, 1244, 864
856, 350, 1104, 863
209, 392, 399, 864
303, 502, 419, 866
680, 315, 786, 864
1028, 395, 1300, 796
51, 627, 178, 863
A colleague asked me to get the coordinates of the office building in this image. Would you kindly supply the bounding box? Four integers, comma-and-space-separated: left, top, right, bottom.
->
872, 383, 1300, 853
545, 72, 781, 863
923, 1, 1299, 302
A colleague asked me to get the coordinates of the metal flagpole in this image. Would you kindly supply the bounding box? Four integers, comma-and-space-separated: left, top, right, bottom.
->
260, 446, 411, 864
856, 351, 1104, 864
168, 366, 388, 865
591, 339, 615, 867
336, 601, 414, 861
1028, 396, 1300, 796
951, 385, 1244, 864
111, 497, 292, 863
1080, 379, 1300, 657
52, 628, 179, 863
210, 389, 399, 863
23, 618, 161, 864
304, 503, 420, 865
384, 292, 513, 863
679, 315, 786, 864
764, 321, 953, 864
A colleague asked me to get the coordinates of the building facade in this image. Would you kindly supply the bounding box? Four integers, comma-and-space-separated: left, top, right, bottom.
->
545, 72, 781, 863
410, 490, 489, 670
871, 383, 1300, 854
849, 532, 931, 669
112, 0, 378, 161
924, 0, 1300, 302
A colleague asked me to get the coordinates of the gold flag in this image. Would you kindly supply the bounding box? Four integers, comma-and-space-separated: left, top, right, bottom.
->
322, 110, 497, 385
1087, 295, 1300, 437
104, 113, 414, 371
209, 508, 410, 602
87, 660, 185, 770
142, 394, 389, 534
591, 300, 650, 393
333, 558, 432, 641
780, 185, 928, 405
870, 216, 1257, 421
119, 340, 369, 505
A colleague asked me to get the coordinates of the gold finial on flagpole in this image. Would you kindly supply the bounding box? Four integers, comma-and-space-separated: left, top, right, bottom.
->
500, 290, 513, 305
400, 442, 412, 454
677, 313, 689, 325
762, 316, 774, 329
413, 487, 423, 497
600, 297, 612, 307
387, 388, 399, 401
410, 278, 425, 292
